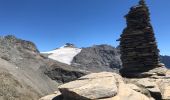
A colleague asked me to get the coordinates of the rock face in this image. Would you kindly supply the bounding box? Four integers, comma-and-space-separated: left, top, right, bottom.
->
119, 0, 161, 77
72, 45, 122, 72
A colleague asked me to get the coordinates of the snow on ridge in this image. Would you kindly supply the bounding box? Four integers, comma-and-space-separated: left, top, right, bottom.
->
41, 47, 82, 65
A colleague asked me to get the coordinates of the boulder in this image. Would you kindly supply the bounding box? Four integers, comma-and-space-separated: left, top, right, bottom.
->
99, 83, 153, 100
126, 78, 161, 100
125, 69, 170, 100
58, 72, 118, 100
39, 91, 62, 100
157, 79, 170, 99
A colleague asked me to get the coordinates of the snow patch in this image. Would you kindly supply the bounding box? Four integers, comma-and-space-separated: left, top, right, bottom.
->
41, 47, 81, 65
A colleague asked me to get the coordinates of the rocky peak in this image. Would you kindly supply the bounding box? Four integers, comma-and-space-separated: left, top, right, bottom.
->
1, 35, 39, 53
62, 43, 76, 48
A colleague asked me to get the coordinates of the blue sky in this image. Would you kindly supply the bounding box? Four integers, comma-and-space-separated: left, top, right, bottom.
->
0, 0, 169, 55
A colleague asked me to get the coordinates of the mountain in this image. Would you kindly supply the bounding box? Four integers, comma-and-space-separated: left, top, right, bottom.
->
72, 45, 122, 72
0, 35, 86, 100
160, 55, 170, 68
42, 44, 122, 73
41, 43, 81, 65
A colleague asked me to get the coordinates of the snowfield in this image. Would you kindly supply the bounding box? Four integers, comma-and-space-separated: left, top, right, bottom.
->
41, 47, 82, 65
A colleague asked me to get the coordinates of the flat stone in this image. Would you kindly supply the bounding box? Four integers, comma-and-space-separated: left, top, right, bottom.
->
58, 72, 118, 100
99, 82, 152, 100
39, 91, 62, 100
157, 79, 170, 99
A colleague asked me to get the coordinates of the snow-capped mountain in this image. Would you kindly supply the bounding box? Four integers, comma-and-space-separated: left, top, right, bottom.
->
41, 43, 82, 65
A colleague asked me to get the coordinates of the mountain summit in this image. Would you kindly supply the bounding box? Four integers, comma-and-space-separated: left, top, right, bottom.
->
42, 43, 81, 65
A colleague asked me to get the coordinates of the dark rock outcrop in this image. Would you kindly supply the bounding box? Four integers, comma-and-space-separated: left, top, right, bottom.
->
64, 43, 76, 48
71, 44, 122, 73
119, 0, 162, 77
44, 61, 88, 83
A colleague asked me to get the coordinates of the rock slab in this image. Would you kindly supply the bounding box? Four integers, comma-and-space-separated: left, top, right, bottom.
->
58, 72, 118, 100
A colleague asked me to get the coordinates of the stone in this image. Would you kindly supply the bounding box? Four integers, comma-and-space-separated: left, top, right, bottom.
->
127, 83, 142, 92
109, 90, 152, 100
135, 79, 161, 100
161, 85, 170, 99
127, 78, 162, 100
39, 91, 62, 100
166, 70, 170, 77
58, 72, 118, 100
99, 80, 153, 100
157, 79, 170, 99
119, 0, 161, 77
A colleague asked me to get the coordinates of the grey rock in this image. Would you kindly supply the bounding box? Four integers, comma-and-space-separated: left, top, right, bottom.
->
71, 44, 122, 73
58, 72, 118, 100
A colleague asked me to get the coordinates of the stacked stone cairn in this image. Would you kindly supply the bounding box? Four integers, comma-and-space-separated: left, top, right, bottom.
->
119, 0, 163, 77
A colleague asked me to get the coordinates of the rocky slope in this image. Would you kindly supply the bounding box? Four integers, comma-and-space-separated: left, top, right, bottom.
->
0, 35, 87, 100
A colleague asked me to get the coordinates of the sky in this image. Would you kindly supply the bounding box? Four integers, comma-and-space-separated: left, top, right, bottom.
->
0, 0, 170, 55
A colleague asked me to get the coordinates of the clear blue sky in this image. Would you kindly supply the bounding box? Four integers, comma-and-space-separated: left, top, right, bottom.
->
0, 0, 169, 55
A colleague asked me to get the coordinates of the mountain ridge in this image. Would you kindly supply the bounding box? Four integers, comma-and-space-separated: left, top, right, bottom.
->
42, 43, 170, 69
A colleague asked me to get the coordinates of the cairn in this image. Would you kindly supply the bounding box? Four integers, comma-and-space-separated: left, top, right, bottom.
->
119, 0, 163, 77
